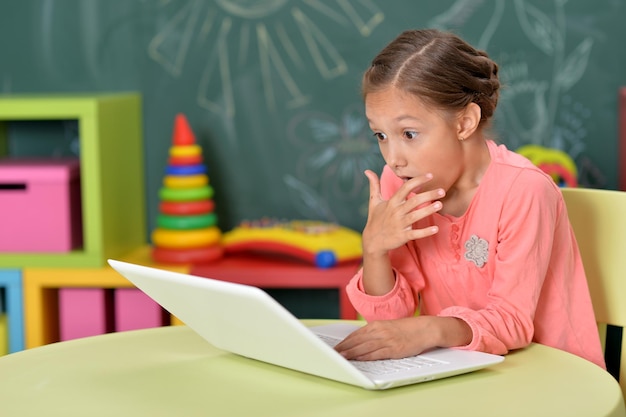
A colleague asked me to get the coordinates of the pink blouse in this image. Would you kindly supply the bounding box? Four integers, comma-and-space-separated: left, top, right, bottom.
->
347, 141, 605, 368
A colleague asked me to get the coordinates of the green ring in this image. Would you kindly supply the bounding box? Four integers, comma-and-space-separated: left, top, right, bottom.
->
159, 185, 213, 201
157, 213, 218, 230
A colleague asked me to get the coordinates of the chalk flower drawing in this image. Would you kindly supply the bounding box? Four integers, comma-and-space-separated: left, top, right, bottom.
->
285, 105, 383, 221
499, 0, 593, 152
430, 0, 596, 185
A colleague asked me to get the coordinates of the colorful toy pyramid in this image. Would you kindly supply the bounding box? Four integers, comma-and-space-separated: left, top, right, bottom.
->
151, 114, 224, 264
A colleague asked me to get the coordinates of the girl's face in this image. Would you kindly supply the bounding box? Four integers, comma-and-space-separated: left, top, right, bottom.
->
365, 86, 464, 193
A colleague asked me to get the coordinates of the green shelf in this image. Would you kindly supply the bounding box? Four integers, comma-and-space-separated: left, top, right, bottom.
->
0, 93, 146, 268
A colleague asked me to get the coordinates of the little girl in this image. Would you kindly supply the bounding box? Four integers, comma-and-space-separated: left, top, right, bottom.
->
334, 29, 605, 369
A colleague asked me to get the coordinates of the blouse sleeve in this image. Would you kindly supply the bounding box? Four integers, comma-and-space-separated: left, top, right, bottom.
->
346, 246, 423, 320
439, 171, 562, 354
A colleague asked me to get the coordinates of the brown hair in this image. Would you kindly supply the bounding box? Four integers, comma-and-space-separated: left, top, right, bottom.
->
362, 29, 500, 125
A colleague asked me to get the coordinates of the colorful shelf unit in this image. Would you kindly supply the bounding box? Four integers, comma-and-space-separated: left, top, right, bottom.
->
22, 245, 361, 349
0, 93, 145, 268
0, 313, 6, 356
0, 269, 24, 353
58, 288, 114, 341
58, 287, 168, 342
22, 246, 186, 349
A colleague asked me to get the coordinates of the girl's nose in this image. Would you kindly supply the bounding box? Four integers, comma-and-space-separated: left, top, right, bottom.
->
387, 143, 407, 169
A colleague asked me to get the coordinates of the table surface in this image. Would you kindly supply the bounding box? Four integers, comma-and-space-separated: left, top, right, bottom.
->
0, 321, 624, 417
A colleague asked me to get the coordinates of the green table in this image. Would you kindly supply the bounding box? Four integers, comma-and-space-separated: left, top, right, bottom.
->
0, 321, 623, 417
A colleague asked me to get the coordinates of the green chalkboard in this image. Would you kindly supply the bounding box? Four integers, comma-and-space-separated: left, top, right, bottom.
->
1, 0, 625, 237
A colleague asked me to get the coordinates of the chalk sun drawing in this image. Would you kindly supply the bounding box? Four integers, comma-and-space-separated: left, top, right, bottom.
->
147, 0, 384, 118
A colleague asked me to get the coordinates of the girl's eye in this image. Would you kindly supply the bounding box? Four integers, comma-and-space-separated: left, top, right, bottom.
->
404, 131, 419, 140
372, 132, 387, 141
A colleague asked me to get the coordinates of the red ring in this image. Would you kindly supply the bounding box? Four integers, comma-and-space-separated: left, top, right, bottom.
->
160, 200, 215, 215
168, 154, 203, 166
537, 163, 578, 187
152, 245, 224, 264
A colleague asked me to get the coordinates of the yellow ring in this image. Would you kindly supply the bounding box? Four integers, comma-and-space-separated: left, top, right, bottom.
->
169, 145, 202, 157
152, 227, 222, 249
164, 174, 209, 189
517, 145, 577, 180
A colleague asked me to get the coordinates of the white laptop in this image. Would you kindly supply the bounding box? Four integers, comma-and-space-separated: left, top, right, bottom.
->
108, 259, 504, 390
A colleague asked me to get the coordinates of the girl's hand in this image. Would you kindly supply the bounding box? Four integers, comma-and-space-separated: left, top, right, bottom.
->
362, 170, 444, 257
334, 317, 432, 360
334, 316, 472, 361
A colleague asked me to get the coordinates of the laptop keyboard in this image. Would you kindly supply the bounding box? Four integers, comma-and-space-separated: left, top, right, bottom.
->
349, 356, 444, 375
317, 333, 446, 375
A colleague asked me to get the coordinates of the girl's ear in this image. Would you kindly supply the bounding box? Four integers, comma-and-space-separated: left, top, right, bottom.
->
457, 102, 481, 140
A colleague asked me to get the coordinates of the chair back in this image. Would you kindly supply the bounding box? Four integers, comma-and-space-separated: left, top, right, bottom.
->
561, 187, 626, 398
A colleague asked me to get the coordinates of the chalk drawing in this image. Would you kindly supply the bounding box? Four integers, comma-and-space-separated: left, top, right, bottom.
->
430, 0, 594, 185
148, 0, 202, 77
147, 0, 384, 118
285, 104, 384, 222
429, 0, 505, 50
500, 0, 593, 154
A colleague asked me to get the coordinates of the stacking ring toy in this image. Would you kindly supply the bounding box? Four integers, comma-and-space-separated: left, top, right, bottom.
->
159, 185, 213, 201
169, 144, 202, 157
516, 144, 578, 187
168, 154, 203, 166
152, 227, 222, 248
152, 245, 224, 264
166, 164, 206, 176
160, 200, 215, 215
537, 163, 578, 187
164, 174, 209, 189
157, 213, 217, 230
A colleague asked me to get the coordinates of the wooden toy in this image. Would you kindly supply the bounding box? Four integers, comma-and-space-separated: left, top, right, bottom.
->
168, 154, 203, 166
152, 227, 221, 248
157, 213, 217, 230
151, 113, 224, 265
171, 113, 195, 146
516, 144, 578, 187
163, 174, 208, 189
165, 164, 206, 176
152, 245, 224, 264
158, 185, 213, 201
159, 200, 214, 216
169, 144, 202, 157
222, 219, 362, 268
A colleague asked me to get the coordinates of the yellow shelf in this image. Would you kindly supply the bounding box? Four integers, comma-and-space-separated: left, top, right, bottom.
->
0, 314, 7, 356
23, 245, 188, 348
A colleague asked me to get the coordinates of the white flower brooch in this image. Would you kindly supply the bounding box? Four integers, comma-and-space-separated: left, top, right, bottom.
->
464, 234, 488, 267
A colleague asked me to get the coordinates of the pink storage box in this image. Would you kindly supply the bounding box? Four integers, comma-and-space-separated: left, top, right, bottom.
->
59, 288, 110, 341
0, 158, 82, 252
59, 288, 166, 341
115, 288, 166, 332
